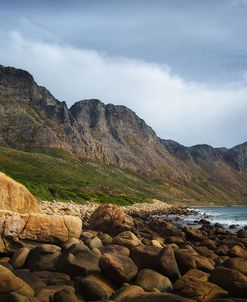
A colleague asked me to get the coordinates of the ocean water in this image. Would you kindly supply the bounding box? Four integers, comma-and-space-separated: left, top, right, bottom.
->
160, 206, 247, 230
188, 206, 247, 227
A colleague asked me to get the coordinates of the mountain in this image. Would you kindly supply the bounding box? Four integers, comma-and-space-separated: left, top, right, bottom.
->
0, 65, 246, 204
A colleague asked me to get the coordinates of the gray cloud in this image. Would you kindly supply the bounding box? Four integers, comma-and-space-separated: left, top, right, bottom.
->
1, 0, 247, 83
0, 30, 246, 148
0, 1, 247, 147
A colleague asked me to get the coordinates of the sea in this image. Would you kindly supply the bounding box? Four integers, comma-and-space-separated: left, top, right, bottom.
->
163, 206, 247, 230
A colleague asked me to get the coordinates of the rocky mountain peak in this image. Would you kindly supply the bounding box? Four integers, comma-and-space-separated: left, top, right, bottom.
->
0, 65, 247, 201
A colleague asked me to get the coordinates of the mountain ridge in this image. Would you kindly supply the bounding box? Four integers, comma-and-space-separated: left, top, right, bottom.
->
0, 64, 246, 203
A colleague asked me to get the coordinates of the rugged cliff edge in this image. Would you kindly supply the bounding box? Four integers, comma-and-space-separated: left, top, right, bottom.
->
0, 65, 246, 203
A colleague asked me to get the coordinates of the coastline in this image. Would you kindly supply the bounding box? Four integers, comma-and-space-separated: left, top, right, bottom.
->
38, 199, 196, 224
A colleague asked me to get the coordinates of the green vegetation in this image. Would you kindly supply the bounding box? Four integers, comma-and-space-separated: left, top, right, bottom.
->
0, 145, 169, 205
0, 145, 245, 205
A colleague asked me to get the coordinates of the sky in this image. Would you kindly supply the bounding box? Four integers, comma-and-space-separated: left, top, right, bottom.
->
0, 0, 247, 147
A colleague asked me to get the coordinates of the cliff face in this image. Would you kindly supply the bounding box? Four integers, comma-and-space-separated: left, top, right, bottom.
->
161, 139, 247, 172
0, 65, 247, 202
0, 65, 190, 180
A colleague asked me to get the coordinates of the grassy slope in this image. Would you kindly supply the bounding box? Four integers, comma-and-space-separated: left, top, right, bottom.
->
0, 145, 172, 205
0, 145, 246, 205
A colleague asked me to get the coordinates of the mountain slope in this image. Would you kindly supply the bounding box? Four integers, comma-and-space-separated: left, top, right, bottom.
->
0, 65, 191, 180
0, 65, 246, 204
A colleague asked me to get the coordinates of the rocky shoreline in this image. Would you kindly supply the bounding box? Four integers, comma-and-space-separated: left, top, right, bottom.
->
38, 199, 194, 224
0, 202, 247, 301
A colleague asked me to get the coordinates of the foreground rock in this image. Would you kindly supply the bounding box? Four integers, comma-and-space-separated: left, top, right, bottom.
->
0, 264, 34, 296
99, 253, 138, 284
57, 242, 99, 277
1, 202, 247, 301
135, 268, 173, 292
0, 211, 82, 252
210, 266, 247, 297
76, 273, 115, 300
88, 204, 134, 236
174, 269, 227, 301
0, 172, 40, 214
125, 292, 195, 302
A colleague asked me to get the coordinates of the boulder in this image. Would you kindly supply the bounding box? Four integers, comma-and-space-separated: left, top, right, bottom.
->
193, 255, 215, 272
14, 269, 46, 289
98, 232, 113, 245
0, 172, 40, 213
130, 244, 162, 269
32, 271, 71, 286
18, 214, 82, 242
149, 220, 184, 238
200, 239, 217, 250
182, 269, 209, 282
27, 244, 61, 271
0, 211, 82, 252
158, 246, 181, 282
86, 236, 103, 249
35, 284, 75, 302
112, 231, 141, 248
0, 237, 5, 253
183, 227, 204, 242
0, 292, 34, 302
76, 273, 115, 301
213, 299, 247, 302
135, 268, 173, 292
125, 292, 195, 302
165, 236, 187, 247
10, 247, 30, 269
99, 253, 138, 284
100, 244, 130, 256
215, 245, 229, 256
151, 240, 163, 248
237, 229, 247, 238
62, 238, 81, 250
174, 269, 227, 302
111, 284, 144, 301
194, 246, 217, 260
52, 289, 79, 302
228, 246, 247, 258
88, 204, 134, 236
57, 243, 99, 277
221, 238, 245, 249
222, 257, 247, 276
175, 250, 214, 274
0, 264, 34, 296
209, 266, 247, 295
174, 250, 197, 274
80, 231, 96, 240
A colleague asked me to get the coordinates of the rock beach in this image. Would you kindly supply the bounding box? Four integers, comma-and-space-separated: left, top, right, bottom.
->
0, 201, 247, 301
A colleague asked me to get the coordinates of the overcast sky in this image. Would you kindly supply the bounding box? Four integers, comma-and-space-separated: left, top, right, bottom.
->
0, 0, 247, 147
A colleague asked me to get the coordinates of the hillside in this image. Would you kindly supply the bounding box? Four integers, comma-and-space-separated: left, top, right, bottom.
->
0, 65, 247, 204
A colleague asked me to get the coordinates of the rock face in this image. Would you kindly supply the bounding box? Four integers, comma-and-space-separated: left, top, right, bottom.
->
0, 65, 185, 180
0, 210, 82, 252
0, 172, 40, 213
1, 65, 247, 201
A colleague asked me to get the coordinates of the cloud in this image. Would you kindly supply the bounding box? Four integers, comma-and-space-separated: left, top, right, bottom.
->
0, 30, 246, 148
232, 0, 247, 5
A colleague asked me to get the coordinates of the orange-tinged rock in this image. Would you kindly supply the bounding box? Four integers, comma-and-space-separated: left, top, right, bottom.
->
0, 172, 40, 213
0, 211, 82, 252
